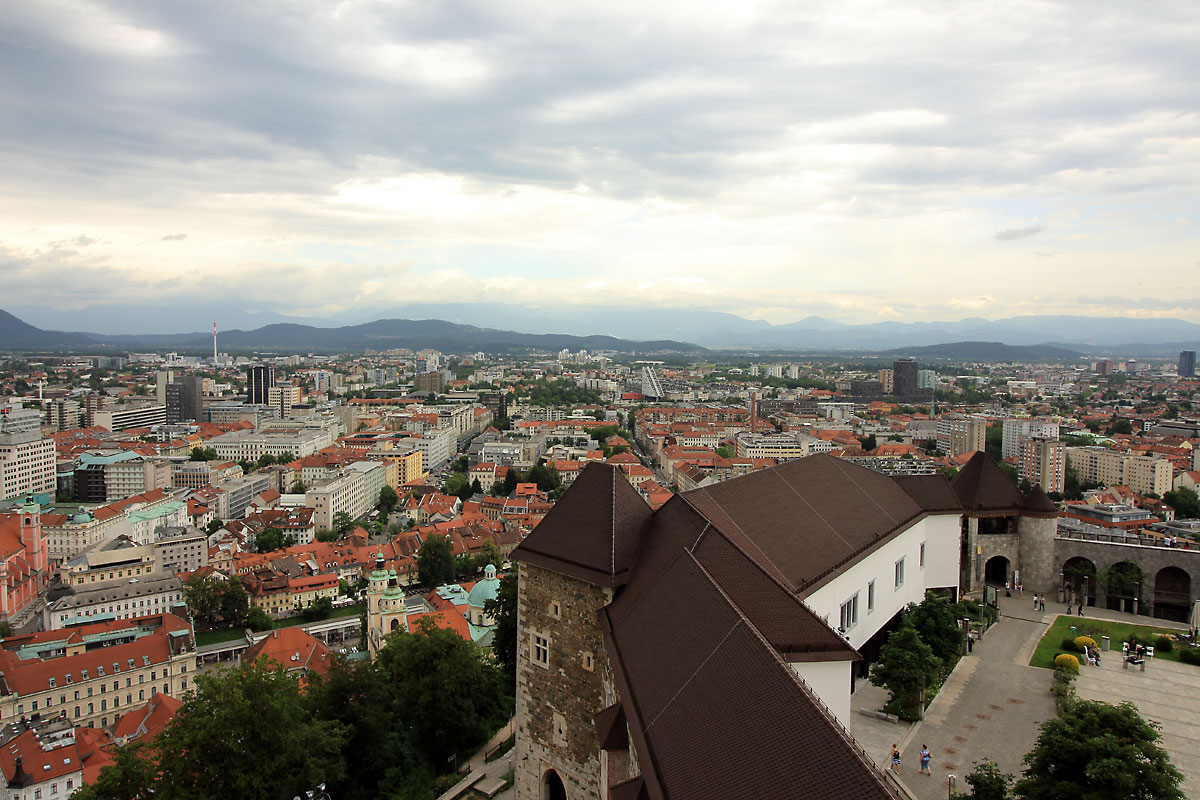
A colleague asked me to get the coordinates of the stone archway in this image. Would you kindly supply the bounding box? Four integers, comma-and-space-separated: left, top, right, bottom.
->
543, 769, 567, 800
1104, 561, 1145, 614
984, 556, 1010, 588
1062, 556, 1098, 607
1154, 566, 1192, 622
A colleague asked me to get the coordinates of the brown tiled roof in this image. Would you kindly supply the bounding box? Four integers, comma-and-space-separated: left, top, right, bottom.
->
1021, 485, 1060, 518
512, 462, 652, 587
893, 474, 963, 513
951, 452, 1024, 514
682, 454, 923, 593
601, 552, 901, 800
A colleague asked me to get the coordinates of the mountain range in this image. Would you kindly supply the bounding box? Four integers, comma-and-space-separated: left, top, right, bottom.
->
0, 310, 701, 355
2, 306, 1199, 358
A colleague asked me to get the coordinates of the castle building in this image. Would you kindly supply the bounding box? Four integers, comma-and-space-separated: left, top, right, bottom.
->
511, 453, 1058, 799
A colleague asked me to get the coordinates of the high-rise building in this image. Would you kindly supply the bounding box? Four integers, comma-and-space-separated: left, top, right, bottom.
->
892, 358, 918, 398
1180, 350, 1197, 378
1019, 438, 1065, 494
165, 375, 204, 424
246, 365, 274, 404
267, 383, 301, 419
1095, 359, 1113, 375
0, 405, 56, 500
936, 415, 987, 456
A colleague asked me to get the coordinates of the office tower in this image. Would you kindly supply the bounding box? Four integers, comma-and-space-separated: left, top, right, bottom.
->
1180, 350, 1197, 378
892, 358, 918, 398
0, 405, 56, 500
246, 365, 274, 404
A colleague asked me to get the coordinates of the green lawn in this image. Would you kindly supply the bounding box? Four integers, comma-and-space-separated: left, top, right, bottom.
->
195, 627, 248, 647
1030, 615, 1194, 669
194, 604, 363, 645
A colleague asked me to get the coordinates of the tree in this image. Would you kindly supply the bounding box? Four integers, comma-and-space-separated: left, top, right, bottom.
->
70, 741, 157, 800
183, 573, 222, 627
205, 518, 224, 535
316, 529, 340, 542
960, 759, 1014, 800
417, 533, 456, 588
1110, 418, 1134, 435
473, 541, 503, 572
1013, 700, 1184, 800
443, 472, 471, 498
247, 607, 274, 632
256, 527, 285, 553
858, 433, 877, 451
219, 576, 249, 627
484, 573, 518, 690
1163, 487, 1200, 519
189, 446, 217, 461
869, 625, 940, 720
374, 618, 510, 766
905, 594, 964, 665
153, 661, 349, 800
984, 423, 1004, 461
333, 511, 356, 536
302, 596, 334, 622
0, 620, 12, 639
526, 463, 561, 492
379, 485, 399, 513
470, 477, 484, 496
289, 480, 307, 494
714, 445, 734, 458
501, 469, 519, 496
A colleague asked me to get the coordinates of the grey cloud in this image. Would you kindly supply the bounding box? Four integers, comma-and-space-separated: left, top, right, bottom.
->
994, 225, 1046, 241
161, 233, 187, 241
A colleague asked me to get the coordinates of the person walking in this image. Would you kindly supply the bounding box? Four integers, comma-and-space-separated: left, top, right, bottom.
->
919, 745, 932, 775
1033, 593, 1039, 610
890, 744, 901, 772
1039, 595, 1046, 612
967, 630, 975, 653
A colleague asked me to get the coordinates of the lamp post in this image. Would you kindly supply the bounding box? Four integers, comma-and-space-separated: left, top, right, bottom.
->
293, 784, 330, 800
947, 774, 956, 799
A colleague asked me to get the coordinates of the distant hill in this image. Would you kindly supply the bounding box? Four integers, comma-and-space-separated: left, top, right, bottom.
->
878, 341, 1085, 362
0, 309, 94, 349
0, 309, 704, 355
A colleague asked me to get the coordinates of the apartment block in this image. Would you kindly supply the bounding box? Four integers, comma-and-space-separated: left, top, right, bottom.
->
936, 415, 987, 457
1019, 438, 1066, 494
1067, 448, 1173, 497
0, 406, 56, 501
92, 403, 167, 432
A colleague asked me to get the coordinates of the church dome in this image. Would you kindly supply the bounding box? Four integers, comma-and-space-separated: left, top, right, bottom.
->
467, 565, 500, 608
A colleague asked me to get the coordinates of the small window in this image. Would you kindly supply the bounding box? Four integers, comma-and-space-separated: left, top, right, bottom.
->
66, 674, 73, 684
895, 557, 905, 588
582, 652, 594, 672
97, 666, 104, 676
48, 678, 56, 688
920, 542, 926, 568
549, 601, 561, 620
531, 634, 550, 669
868, 580, 876, 612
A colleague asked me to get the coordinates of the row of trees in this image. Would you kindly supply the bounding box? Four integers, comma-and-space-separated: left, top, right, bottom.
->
76, 619, 513, 800
415, 533, 504, 589
870, 594, 981, 720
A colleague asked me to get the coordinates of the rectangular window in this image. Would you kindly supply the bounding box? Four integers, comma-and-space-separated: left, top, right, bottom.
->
839, 593, 859, 632
531, 634, 550, 669
868, 580, 876, 612
920, 542, 926, 568
895, 557, 905, 588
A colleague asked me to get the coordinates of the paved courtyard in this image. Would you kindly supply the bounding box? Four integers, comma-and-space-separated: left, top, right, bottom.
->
849, 594, 1196, 800
1075, 648, 1200, 797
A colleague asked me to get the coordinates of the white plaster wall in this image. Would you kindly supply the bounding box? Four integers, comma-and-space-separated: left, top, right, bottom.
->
791, 660, 852, 726
804, 513, 962, 652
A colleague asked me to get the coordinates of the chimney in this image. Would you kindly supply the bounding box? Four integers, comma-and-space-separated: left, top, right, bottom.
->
272, 630, 278, 639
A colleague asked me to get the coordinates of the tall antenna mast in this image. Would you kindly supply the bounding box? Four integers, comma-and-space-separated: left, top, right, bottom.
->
213, 322, 218, 364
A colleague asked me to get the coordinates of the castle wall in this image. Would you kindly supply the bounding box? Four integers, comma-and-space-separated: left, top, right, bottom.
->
514, 562, 615, 800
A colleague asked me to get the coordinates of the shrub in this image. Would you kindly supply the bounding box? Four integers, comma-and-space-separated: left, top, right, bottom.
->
1074, 636, 1097, 650
1060, 637, 1080, 653
1054, 654, 1080, 673
1179, 647, 1200, 666
1154, 635, 1173, 653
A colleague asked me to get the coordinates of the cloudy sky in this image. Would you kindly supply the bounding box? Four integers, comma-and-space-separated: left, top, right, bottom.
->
2, 1, 1199, 333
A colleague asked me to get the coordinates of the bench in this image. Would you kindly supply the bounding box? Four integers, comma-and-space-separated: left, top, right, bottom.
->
474, 776, 508, 798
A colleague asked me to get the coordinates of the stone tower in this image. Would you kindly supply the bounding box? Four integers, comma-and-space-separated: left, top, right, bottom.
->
510, 464, 652, 800
365, 551, 406, 658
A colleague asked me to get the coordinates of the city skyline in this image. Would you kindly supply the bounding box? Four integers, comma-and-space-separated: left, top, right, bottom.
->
2, 2, 1199, 329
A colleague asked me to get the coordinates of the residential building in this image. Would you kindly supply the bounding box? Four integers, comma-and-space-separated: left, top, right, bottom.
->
1019, 438, 1066, 494
44, 572, 185, 630
268, 384, 302, 419
305, 464, 384, 531
937, 415, 986, 456
1002, 418, 1060, 460
243, 627, 333, 685
213, 473, 273, 520
0, 612, 196, 730
1067, 448, 1173, 497
92, 404, 167, 432
205, 428, 334, 461
0, 717, 87, 799
0, 406, 56, 501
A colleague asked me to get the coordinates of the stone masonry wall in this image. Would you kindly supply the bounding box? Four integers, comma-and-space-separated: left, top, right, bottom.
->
514, 562, 615, 800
